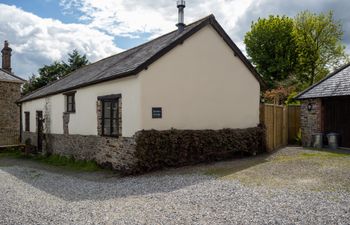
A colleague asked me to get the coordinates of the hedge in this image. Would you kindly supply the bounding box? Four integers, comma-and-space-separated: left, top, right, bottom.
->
126, 125, 266, 174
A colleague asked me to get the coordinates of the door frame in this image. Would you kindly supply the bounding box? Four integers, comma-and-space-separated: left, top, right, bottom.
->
36, 110, 43, 152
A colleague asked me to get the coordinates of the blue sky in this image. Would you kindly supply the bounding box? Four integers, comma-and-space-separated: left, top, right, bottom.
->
0, 0, 150, 49
1, 0, 79, 23
0, 0, 349, 78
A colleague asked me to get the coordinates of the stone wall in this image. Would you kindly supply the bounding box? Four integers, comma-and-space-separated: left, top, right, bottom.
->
22, 131, 137, 170
0, 81, 21, 145
300, 98, 322, 147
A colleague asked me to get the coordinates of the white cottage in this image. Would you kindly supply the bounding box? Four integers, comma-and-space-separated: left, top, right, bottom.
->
18, 13, 264, 169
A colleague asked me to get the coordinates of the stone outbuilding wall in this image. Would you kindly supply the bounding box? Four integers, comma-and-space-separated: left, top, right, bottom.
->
21, 95, 137, 171
22, 131, 138, 171
0, 81, 22, 145
300, 98, 322, 147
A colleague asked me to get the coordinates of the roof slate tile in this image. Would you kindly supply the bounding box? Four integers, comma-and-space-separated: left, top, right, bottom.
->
19, 15, 263, 102
297, 63, 350, 99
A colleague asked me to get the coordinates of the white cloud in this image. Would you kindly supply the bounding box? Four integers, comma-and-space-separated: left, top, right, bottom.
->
0, 4, 122, 78
0, 1, 255, 78
3, 0, 349, 78
59, 0, 253, 38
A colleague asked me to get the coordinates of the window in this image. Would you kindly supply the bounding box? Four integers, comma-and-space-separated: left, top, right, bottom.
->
65, 92, 76, 113
152, 107, 162, 119
24, 112, 30, 131
102, 99, 119, 136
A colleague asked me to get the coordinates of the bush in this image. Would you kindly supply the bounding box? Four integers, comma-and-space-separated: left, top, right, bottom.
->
128, 125, 266, 174
24, 138, 37, 155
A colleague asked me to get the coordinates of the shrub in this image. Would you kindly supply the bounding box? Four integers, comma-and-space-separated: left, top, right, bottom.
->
294, 128, 302, 145
127, 125, 266, 174
24, 138, 37, 155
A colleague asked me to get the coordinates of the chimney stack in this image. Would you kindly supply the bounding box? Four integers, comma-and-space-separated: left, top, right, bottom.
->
1, 40, 12, 73
176, 0, 186, 33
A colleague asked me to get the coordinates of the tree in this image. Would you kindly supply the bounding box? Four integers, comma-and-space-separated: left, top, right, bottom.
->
65, 49, 89, 73
244, 16, 298, 88
22, 50, 89, 95
294, 10, 348, 86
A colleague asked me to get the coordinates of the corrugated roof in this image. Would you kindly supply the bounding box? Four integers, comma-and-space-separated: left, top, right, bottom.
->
0, 68, 25, 83
296, 63, 350, 99
19, 15, 264, 103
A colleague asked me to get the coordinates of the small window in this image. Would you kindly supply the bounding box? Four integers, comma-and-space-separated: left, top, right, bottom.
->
152, 107, 162, 119
24, 112, 30, 131
65, 93, 76, 113
101, 99, 119, 137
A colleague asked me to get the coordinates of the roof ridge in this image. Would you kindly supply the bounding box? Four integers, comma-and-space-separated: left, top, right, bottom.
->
20, 15, 214, 101
19, 14, 263, 103
63, 14, 214, 74
296, 63, 350, 99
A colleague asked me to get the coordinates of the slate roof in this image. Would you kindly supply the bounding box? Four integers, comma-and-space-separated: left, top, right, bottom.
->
19, 14, 264, 103
0, 68, 25, 83
296, 63, 350, 99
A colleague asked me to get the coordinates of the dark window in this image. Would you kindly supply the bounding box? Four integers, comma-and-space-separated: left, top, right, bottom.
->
66, 93, 75, 113
101, 99, 119, 136
152, 107, 162, 119
24, 112, 30, 131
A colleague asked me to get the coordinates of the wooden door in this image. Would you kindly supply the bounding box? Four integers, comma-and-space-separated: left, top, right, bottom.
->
323, 96, 350, 147
36, 111, 43, 152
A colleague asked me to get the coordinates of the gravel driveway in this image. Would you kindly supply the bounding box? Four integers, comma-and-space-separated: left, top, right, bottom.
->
0, 147, 349, 225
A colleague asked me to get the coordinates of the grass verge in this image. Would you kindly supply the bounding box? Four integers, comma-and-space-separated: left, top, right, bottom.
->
300, 152, 350, 158
0, 147, 101, 172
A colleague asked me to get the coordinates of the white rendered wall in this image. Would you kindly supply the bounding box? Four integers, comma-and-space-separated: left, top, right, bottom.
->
139, 25, 261, 130
22, 76, 141, 137
22, 24, 260, 137
22, 95, 64, 134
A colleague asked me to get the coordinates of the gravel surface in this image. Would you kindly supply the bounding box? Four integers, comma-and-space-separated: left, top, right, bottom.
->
0, 147, 349, 225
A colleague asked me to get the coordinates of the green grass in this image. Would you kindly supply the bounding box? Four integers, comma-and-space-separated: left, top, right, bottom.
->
300, 152, 350, 158
273, 150, 350, 162
0, 148, 23, 158
0, 147, 101, 172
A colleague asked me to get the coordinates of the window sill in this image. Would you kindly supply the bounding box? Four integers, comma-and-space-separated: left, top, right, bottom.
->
100, 135, 121, 138
64, 111, 76, 114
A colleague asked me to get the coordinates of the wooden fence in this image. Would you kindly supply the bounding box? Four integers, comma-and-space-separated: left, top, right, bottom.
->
0, 130, 20, 146
287, 105, 301, 144
260, 104, 300, 152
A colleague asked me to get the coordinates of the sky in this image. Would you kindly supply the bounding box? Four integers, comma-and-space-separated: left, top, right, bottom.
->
0, 0, 349, 79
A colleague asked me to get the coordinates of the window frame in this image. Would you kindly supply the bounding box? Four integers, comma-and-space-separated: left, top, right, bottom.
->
24, 111, 30, 132
100, 97, 120, 137
64, 91, 76, 113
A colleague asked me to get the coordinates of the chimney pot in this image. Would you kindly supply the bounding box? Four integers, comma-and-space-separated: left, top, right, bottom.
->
176, 0, 186, 33
1, 40, 12, 73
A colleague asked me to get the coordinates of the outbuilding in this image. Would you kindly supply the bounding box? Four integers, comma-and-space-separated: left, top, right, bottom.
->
0, 41, 25, 146
296, 63, 350, 148
18, 14, 264, 169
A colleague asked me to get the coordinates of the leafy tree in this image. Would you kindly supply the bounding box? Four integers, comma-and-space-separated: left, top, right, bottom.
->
244, 16, 298, 88
293, 10, 348, 85
65, 49, 89, 73
22, 50, 89, 95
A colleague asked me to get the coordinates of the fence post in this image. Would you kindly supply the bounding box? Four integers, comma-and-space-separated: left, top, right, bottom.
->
273, 99, 277, 150
283, 106, 288, 146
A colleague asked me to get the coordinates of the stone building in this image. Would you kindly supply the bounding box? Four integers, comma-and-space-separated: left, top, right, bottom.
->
0, 41, 25, 145
18, 14, 264, 170
296, 63, 350, 148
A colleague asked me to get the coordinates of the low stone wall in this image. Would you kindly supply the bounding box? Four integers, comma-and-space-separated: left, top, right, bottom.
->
300, 98, 322, 147
22, 131, 137, 170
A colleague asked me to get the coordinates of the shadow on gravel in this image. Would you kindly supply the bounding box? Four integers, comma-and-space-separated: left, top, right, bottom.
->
0, 153, 270, 202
